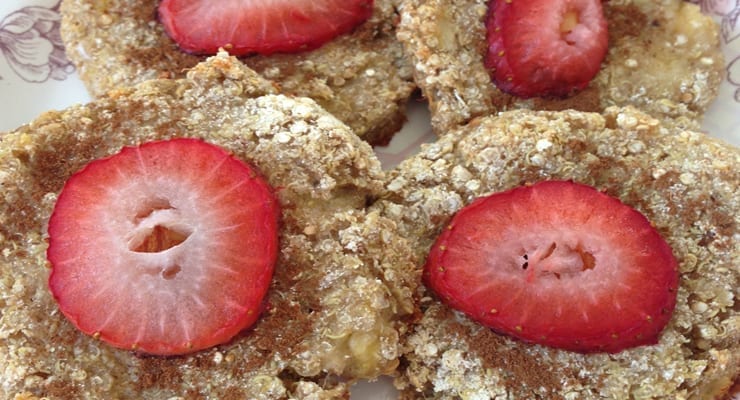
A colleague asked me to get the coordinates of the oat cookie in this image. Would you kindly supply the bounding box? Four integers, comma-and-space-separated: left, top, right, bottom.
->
0, 52, 418, 399
372, 107, 739, 399
397, 0, 724, 135
59, 0, 415, 145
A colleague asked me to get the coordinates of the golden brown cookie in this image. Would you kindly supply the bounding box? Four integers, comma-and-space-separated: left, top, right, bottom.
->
59, 0, 415, 145
397, 0, 724, 135
372, 107, 739, 399
0, 52, 418, 399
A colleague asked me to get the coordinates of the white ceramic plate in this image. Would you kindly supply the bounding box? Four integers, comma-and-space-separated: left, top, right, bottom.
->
0, 1, 737, 399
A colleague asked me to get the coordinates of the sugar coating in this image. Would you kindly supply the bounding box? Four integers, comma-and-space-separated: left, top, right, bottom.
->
397, 0, 724, 135
59, 0, 415, 145
0, 52, 419, 399
372, 107, 739, 399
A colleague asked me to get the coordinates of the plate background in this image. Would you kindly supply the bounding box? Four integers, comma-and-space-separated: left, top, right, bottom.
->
1, 1, 737, 399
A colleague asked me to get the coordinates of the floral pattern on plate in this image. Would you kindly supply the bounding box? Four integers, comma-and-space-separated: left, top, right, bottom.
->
0, 0, 74, 83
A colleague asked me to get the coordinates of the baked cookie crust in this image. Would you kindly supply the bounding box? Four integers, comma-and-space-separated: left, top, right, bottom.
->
59, 0, 415, 145
397, 0, 724, 135
0, 52, 419, 399
372, 107, 739, 399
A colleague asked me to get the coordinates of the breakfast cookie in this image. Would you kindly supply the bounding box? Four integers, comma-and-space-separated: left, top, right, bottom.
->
0, 52, 418, 399
59, 0, 415, 145
371, 107, 739, 399
397, 0, 724, 135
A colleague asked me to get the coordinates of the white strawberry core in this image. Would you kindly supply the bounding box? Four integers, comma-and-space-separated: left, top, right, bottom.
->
126, 202, 194, 279
559, 2, 603, 47
525, 241, 596, 279
560, 10, 579, 36
487, 227, 620, 297
128, 202, 191, 249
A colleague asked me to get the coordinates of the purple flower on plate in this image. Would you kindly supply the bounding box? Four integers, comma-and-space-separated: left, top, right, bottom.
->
0, 0, 75, 83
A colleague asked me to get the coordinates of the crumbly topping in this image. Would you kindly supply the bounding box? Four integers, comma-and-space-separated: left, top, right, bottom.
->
373, 107, 739, 399
0, 52, 418, 399
59, 0, 415, 144
397, 0, 724, 134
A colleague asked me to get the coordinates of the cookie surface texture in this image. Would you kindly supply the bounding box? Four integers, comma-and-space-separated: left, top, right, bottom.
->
0, 52, 418, 399
397, 0, 724, 134
372, 107, 739, 399
59, 0, 415, 145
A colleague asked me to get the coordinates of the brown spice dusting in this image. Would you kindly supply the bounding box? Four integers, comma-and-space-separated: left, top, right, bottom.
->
654, 170, 682, 191
565, 138, 588, 154
427, 304, 581, 399
183, 386, 246, 400
128, 0, 158, 23
533, 86, 603, 113
456, 325, 563, 397
184, 388, 203, 400
43, 379, 80, 398
28, 140, 99, 196
709, 210, 736, 247
251, 296, 312, 358
136, 357, 184, 391
248, 247, 320, 355
584, 156, 631, 191
604, 4, 649, 42
219, 386, 248, 400
0, 201, 35, 242
698, 230, 717, 247
125, 46, 200, 79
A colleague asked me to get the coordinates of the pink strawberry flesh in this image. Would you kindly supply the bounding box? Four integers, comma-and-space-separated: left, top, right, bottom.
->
47, 138, 280, 356
484, 0, 609, 98
424, 180, 678, 353
158, 0, 374, 56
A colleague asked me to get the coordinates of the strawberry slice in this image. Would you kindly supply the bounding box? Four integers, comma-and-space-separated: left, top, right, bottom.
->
484, 0, 609, 98
158, 0, 374, 56
424, 181, 678, 353
47, 138, 280, 356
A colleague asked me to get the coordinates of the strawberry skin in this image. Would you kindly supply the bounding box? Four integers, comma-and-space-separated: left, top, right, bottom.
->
47, 138, 280, 356
484, 0, 608, 98
158, 0, 374, 56
424, 181, 678, 353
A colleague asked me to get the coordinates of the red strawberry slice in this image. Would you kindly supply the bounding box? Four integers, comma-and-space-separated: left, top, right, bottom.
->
484, 0, 609, 98
158, 0, 374, 56
424, 181, 678, 353
47, 138, 280, 356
